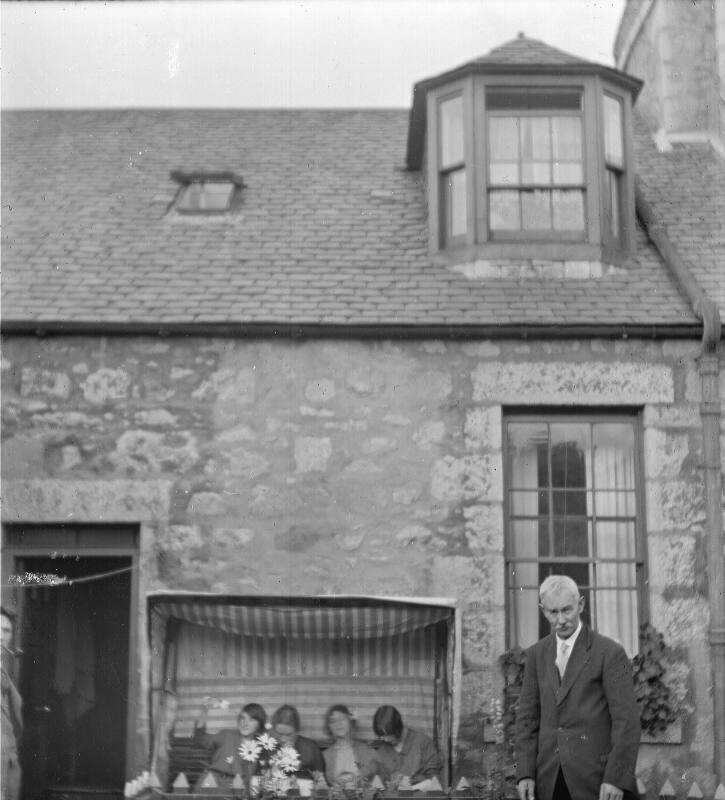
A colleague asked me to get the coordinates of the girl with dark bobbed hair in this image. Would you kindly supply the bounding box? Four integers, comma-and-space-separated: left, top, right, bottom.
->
371, 705, 441, 785
270, 704, 325, 781
193, 700, 268, 788
323, 704, 379, 787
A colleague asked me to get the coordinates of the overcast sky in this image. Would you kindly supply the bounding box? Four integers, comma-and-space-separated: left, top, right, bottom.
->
1, 0, 625, 109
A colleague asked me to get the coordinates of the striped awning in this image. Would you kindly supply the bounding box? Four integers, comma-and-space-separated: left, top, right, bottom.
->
149, 595, 453, 639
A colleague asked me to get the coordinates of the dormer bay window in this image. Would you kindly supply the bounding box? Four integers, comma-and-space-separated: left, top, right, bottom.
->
407, 35, 642, 264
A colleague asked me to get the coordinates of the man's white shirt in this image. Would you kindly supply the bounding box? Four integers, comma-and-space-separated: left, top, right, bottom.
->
556, 621, 582, 677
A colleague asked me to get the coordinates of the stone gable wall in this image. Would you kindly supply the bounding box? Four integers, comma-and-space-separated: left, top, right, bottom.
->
0, 334, 717, 786
618, 0, 719, 138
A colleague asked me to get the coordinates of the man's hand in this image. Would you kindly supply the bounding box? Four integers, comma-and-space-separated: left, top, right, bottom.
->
517, 778, 535, 800
599, 783, 623, 800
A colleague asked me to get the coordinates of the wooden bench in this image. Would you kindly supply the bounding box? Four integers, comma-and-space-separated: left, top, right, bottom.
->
167, 736, 210, 791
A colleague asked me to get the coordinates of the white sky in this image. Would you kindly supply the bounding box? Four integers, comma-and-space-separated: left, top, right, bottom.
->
1, 0, 625, 109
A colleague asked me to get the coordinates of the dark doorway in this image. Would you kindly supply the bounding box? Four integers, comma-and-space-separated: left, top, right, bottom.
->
18, 555, 131, 800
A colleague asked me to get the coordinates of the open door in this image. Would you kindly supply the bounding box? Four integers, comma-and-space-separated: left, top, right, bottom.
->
2, 525, 138, 800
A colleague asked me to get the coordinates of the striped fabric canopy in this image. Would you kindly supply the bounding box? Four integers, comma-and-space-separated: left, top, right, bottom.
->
150, 596, 452, 640
148, 595, 459, 788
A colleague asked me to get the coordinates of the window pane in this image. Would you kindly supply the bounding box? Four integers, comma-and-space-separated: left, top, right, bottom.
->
593, 423, 634, 489
521, 117, 551, 160
522, 162, 551, 185
507, 423, 549, 487
595, 521, 636, 559
551, 489, 589, 516
597, 561, 636, 588
510, 520, 540, 558
552, 189, 585, 230
552, 161, 583, 184
489, 190, 520, 230
604, 94, 624, 169
487, 89, 581, 111
594, 491, 636, 517
552, 517, 589, 557
521, 189, 551, 229
605, 168, 621, 238
552, 117, 582, 161
595, 589, 638, 656
508, 585, 539, 649
509, 490, 547, 516
443, 168, 467, 239
489, 117, 519, 162
550, 423, 590, 486
440, 95, 464, 168
489, 162, 519, 185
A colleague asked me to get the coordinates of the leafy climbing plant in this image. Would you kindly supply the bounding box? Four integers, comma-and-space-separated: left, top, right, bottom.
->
632, 622, 679, 735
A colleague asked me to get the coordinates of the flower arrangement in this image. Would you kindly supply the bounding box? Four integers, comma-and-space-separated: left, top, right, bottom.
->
239, 733, 301, 797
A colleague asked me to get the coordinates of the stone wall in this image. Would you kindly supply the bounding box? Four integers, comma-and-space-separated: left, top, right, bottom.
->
0, 334, 716, 785
616, 0, 719, 139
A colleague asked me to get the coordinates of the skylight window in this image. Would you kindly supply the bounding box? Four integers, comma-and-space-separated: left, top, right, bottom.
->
170, 171, 245, 214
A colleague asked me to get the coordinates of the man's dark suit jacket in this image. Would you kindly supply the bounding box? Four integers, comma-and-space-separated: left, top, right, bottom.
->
515, 626, 641, 800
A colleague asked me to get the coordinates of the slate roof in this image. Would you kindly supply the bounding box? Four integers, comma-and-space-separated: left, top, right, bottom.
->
473, 34, 593, 66
632, 122, 725, 317
0, 106, 709, 333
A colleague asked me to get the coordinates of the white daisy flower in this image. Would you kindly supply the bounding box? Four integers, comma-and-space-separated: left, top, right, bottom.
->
239, 739, 262, 763
257, 733, 277, 751
272, 746, 300, 774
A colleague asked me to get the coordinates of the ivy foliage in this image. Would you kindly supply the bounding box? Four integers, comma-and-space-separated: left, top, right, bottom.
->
632, 622, 679, 735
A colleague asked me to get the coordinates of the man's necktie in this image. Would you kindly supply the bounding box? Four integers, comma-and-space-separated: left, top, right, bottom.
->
556, 641, 570, 679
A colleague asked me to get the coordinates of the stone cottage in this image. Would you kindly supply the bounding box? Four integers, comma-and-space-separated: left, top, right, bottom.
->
2, 1, 724, 797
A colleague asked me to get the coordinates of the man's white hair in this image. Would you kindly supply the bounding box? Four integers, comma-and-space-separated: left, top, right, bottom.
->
539, 574, 580, 602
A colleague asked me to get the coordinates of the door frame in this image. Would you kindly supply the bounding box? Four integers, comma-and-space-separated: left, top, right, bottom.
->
2, 524, 140, 785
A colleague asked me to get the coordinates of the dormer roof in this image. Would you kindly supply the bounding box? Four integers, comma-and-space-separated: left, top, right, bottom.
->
474, 33, 592, 66
406, 33, 642, 170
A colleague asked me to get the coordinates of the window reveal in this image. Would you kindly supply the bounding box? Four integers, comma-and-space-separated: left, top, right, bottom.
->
505, 415, 643, 655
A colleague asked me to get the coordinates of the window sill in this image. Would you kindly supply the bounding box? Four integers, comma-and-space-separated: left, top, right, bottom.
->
640, 719, 683, 745
432, 240, 617, 265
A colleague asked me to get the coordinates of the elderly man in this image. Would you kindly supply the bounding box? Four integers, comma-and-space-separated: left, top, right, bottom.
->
515, 575, 640, 800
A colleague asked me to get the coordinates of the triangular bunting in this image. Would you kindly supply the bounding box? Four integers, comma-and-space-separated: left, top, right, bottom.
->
149, 773, 162, 789
173, 773, 189, 790
714, 784, 725, 800
371, 776, 385, 791
201, 772, 218, 788
428, 777, 443, 791
455, 778, 470, 791
659, 779, 675, 798
232, 775, 245, 790
686, 782, 703, 798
